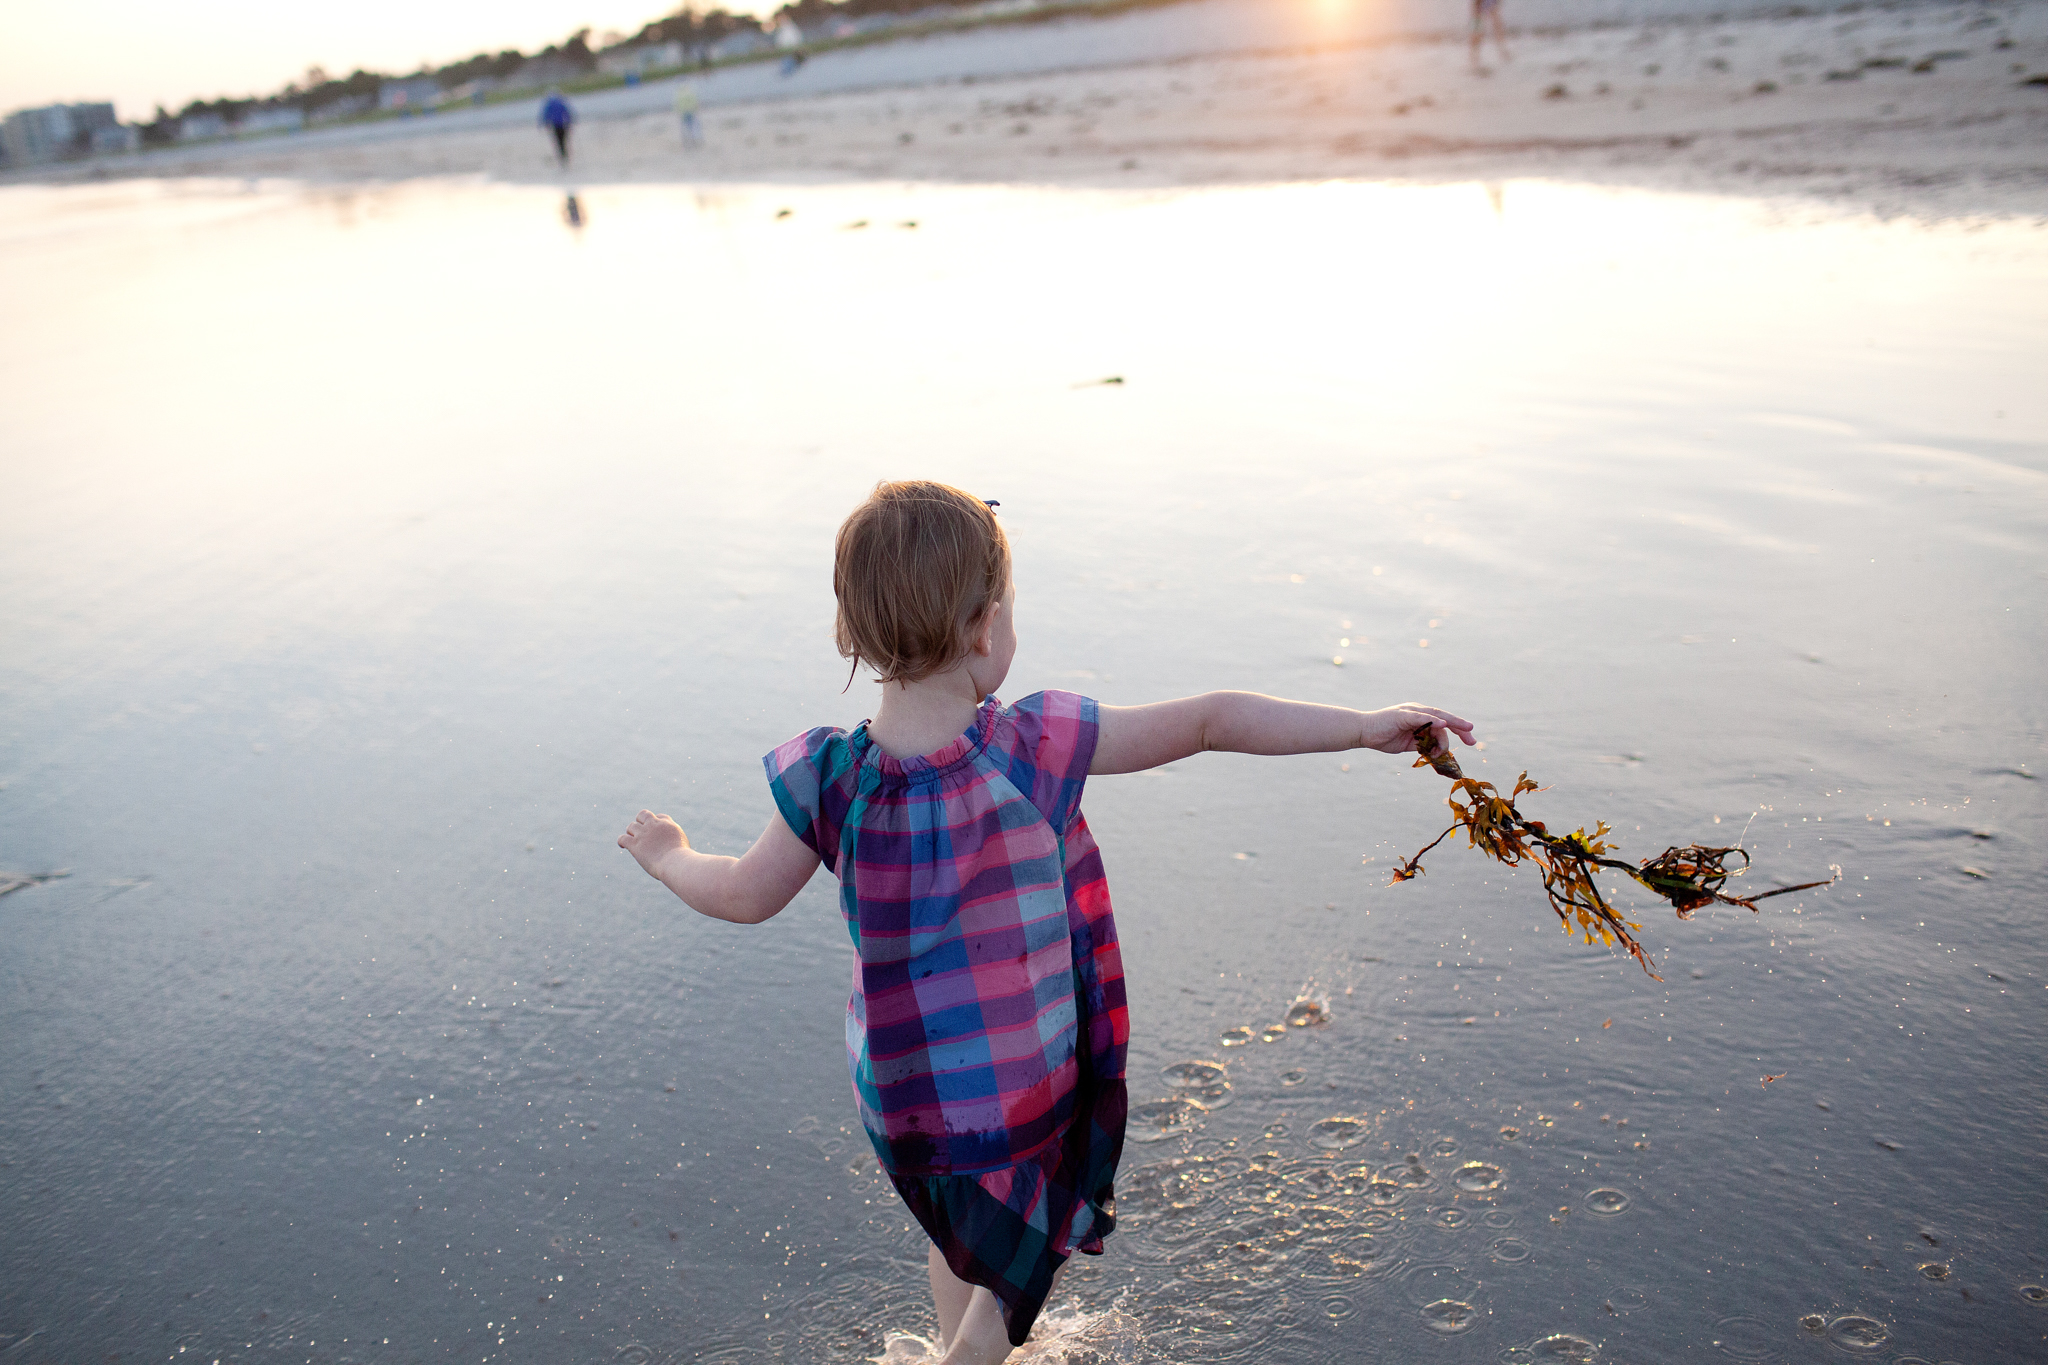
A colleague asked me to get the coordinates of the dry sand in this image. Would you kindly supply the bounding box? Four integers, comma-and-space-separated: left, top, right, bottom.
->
32, 0, 2048, 217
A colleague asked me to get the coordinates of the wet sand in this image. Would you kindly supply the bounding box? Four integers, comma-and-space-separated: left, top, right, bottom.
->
33, 0, 2048, 218
4, 3, 2046, 1360
3, 170, 2044, 1362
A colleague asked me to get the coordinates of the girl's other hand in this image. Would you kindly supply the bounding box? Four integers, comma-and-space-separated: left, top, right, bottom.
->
620, 809, 688, 879
1361, 705, 1476, 756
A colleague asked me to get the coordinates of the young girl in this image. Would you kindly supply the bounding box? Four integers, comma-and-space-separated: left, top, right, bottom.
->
619, 481, 1475, 1363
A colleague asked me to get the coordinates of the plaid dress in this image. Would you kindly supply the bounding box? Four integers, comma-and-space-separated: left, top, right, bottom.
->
765, 690, 1129, 1345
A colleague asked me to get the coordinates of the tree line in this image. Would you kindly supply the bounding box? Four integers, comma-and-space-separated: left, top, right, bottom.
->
140, 0, 1004, 144
138, 6, 771, 144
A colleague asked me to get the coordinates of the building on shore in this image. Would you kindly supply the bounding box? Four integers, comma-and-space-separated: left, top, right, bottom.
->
1, 102, 122, 166
178, 110, 228, 141
598, 41, 686, 77
237, 105, 305, 135
307, 94, 376, 126
378, 77, 442, 112
709, 29, 772, 60
517, 53, 593, 88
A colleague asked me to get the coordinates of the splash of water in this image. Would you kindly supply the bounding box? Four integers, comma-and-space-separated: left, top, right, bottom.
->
865, 1305, 1155, 1364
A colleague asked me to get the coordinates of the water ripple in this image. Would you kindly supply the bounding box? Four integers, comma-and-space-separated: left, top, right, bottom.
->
1454, 1161, 1504, 1192
1825, 1315, 1889, 1352
1307, 1116, 1370, 1150
1583, 1188, 1630, 1216
1488, 1237, 1531, 1264
1709, 1313, 1777, 1359
1128, 1097, 1204, 1144
1420, 1299, 1480, 1334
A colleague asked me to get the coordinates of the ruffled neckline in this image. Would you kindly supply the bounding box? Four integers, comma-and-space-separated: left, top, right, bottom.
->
851, 696, 999, 784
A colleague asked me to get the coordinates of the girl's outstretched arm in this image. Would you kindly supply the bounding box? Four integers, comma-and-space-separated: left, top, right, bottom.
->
1091, 693, 1474, 776
618, 810, 820, 924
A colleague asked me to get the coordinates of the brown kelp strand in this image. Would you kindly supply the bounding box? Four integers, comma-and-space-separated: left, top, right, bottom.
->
1391, 727, 1836, 979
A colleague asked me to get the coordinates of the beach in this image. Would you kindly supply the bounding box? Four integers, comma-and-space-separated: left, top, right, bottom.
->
3, 2, 2046, 1362
33, 0, 2048, 218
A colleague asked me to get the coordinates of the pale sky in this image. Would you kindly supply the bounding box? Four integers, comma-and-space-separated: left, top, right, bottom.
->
0, 0, 770, 121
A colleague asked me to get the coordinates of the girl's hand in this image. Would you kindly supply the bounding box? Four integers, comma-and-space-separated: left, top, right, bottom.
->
619, 809, 689, 880
617, 810, 820, 924
1360, 705, 1476, 756
1093, 693, 1476, 773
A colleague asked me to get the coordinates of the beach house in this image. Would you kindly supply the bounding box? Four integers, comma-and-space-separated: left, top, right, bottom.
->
709, 29, 773, 61
378, 77, 442, 112
598, 41, 686, 78
177, 110, 228, 141
1, 102, 121, 165
237, 105, 305, 136
307, 94, 375, 126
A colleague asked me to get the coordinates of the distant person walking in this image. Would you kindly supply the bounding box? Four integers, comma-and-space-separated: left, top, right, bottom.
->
674, 83, 702, 147
1471, 0, 1510, 69
540, 88, 575, 166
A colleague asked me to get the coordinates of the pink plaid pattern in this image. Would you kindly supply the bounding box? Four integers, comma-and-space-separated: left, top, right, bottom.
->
765, 691, 1130, 1177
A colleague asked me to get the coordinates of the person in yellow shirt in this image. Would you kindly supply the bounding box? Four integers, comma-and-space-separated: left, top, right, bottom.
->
674, 83, 702, 147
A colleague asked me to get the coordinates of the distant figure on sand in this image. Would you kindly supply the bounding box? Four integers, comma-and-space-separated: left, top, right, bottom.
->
674, 83, 702, 146
539, 89, 575, 166
1471, 0, 1510, 69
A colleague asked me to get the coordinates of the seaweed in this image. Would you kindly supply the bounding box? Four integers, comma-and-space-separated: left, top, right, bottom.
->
1390, 727, 1835, 979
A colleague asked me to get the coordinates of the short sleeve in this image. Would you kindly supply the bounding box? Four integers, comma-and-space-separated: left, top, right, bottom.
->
763, 727, 855, 872
1002, 691, 1100, 833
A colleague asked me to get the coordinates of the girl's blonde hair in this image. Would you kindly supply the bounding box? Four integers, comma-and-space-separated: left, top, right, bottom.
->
834, 480, 1010, 685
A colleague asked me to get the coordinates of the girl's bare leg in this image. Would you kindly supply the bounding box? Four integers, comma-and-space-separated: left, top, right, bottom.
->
928, 1244, 976, 1351
938, 1288, 1015, 1365
927, 1247, 1070, 1364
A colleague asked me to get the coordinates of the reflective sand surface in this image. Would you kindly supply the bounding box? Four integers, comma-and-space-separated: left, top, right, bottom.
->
2, 177, 2044, 1363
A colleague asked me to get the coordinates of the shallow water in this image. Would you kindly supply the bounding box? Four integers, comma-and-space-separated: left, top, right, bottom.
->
1, 176, 2044, 1363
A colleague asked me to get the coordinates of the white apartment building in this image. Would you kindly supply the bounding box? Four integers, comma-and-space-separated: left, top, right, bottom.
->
1, 102, 119, 165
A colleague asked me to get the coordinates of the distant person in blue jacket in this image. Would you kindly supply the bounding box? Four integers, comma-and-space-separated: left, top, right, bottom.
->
540, 89, 575, 166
